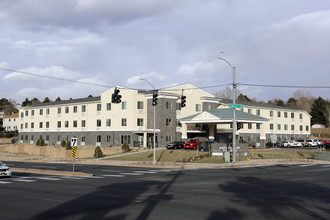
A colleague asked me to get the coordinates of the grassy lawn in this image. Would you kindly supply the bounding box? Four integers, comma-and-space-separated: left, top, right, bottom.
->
107, 149, 318, 163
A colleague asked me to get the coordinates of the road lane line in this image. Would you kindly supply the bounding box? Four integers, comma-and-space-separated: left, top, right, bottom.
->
13, 179, 37, 182
102, 174, 125, 177
0, 181, 11, 184
135, 171, 157, 174
120, 173, 143, 176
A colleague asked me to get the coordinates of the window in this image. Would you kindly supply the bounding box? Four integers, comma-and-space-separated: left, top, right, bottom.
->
31, 122, 34, 129
284, 112, 288, 118
137, 118, 144, 126
97, 104, 101, 111
81, 120, 86, 127
57, 121, 61, 128
58, 107, 61, 114
277, 111, 281, 117
176, 103, 181, 110
106, 103, 111, 111
300, 125, 303, 131
73, 106, 77, 113
166, 118, 172, 127
277, 124, 281, 130
97, 135, 101, 143
256, 109, 260, 116
21, 112, 24, 118
46, 135, 49, 141
73, 120, 77, 127
166, 101, 172, 109
31, 135, 34, 141
284, 124, 288, 131
291, 112, 294, 118
270, 124, 274, 130
46, 108, 50, 115
46, 122, 49, 128
291, 125, 295, 131
97, 119, 101, 127
122, 101, 127, 110
81, 136, 85, 142
82, 105, 86, 112
166, 136, 172, 142
299, 113, 303, 119
25, 135, 28, 141
106, 135, 111, 142
65, 107, 69, 114
137, 101, 144, 110
25, 110, 28, 116
270, 111, 273, 117
65, 121, 69, 128
57, 135, 61, 142
31, 110, 35, 116
25, 123, 28, 129
196, 104, 201, 112
121, 135, 131, 144
40, 109, 43, 115
20, 124, 23, 129
256, 123, 260, 130
106, 119, 111, 127
122, 118, 127, 126
306, 125, 309, 131
248, 109, 252, 114
39, 122, 43, 128
248, 123, 252, 129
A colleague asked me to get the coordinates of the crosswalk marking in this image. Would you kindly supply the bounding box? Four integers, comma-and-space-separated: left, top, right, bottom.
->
102, 174, 125, 177
120, 173, 143, 176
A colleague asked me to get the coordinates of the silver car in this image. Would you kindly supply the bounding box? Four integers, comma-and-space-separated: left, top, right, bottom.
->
0, 161, 12, 177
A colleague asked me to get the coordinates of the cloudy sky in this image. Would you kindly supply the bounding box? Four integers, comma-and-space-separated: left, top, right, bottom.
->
0, 0, 329, 104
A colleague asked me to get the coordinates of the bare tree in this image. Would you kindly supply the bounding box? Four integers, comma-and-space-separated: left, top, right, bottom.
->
292, 89, 314, 112
214, 86, 241, 99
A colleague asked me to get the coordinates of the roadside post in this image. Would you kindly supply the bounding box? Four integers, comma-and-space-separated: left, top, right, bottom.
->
71, 137, 77, 172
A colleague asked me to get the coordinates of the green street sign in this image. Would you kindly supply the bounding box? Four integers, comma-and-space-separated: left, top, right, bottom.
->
229, 104, 244, 109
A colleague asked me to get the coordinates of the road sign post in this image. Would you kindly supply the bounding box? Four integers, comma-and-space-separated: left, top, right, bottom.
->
71, 138, 77, 172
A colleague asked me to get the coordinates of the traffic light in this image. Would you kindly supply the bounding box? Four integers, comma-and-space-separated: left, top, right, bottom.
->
152, 92, 158, 106
111, 88, 122, 104
237, 122, 242, 130
181, 95, 186, 107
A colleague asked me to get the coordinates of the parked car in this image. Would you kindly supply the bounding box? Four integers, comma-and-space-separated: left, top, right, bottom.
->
324, 142, 330, 150
166, 141, 185, 150
313, 139, 323, 146
304, 139, 317, 147
0, 161, 12, 177
198, 141, 216, 152
282, 140, 297, 148
323, 140, 330, 145
184, 139, 199, 149
266, 142, 283, 147
296, 140, 305, 147
11, 138, 18, 144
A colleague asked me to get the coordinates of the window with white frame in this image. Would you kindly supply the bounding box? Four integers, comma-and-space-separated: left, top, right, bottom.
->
121, 135, 131, 144
256, 123, 260, 130
46, 122, 49, 128
270, 123, 273, 130
166, 118, 172, 127
40, 109, 43, 115
270, 111, 273, 117
58, 121, 61, 128
166, 101, 172, 109
277, 111, 281, 117
196, 104, 201, 112
97, 135, 101, 143
58, 107, 61, 114
97, 119, 101, 127
31, 122, 34, 129
284, 124, 288, 130
46, 108, 50, 115
248, 123, 252, 129
291, 112, 294, 118
73, 120, 77, 127
73, 106, 77, 113
137, 118, 144, 126
137, 101, 144, 110
299, 113, 303, 119
122, 118, 127, 126
122, 101, 127, 110
291, 125, 295, 131
106, 119, 111, 127
65, 121, 69, 128
39, 122, 43, 128
106, 103, 111, 111
65, 107, 69, 114
277, 124, 281, 130
284, 112, 288, 118
97, 104, 102, 111
82, 105, 86, 112
106, 135, 111, 142
31, 110, 35, 116
81, 120, 86, 127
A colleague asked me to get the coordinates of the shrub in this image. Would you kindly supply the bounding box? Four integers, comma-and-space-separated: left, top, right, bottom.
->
94, 146, 104, 158
61, 140, 66, 147
121, 142, 130, 153
40, 139, 46, 146
65, 141, 71, 150
36, 139, 41, 146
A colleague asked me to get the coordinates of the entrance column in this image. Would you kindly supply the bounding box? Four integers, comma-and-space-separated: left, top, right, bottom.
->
143, 132, 148, 148
208, 124, 215, 141
260, 123, 266, 148
181, 123, 188, 141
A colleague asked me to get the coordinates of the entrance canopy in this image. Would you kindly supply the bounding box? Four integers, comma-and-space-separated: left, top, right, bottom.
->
179, 109, 268, 124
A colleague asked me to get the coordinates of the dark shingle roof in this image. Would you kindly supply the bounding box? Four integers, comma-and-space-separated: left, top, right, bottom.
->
22, 96, 101, 108
220, 99, 300, 111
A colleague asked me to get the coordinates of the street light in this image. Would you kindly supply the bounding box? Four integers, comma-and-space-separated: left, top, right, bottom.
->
219, 51, 237, 163
140, 78, 157, 164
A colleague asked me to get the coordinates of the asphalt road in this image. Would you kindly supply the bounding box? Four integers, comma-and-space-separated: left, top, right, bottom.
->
1, 162, 330, 220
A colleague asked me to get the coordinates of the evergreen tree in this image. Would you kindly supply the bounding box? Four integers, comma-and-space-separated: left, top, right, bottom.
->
43, 97, 51, 103
22, 98, 31, 106
310, 97, 329, 127
31, 98, 41, 105
55, 97, 62, 102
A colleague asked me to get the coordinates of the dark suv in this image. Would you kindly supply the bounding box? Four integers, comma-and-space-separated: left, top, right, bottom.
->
166, 141, 185, 149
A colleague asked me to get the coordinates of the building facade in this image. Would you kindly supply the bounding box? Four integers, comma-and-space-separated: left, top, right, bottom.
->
18, 84, 311, 148
3, 113, 19, 131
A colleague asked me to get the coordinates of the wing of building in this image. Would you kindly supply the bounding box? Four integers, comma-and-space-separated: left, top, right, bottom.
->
18, 84, 311, 148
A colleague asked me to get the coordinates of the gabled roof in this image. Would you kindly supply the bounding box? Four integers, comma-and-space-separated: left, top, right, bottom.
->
21, 96, 101, 108
180, 108, 268, 124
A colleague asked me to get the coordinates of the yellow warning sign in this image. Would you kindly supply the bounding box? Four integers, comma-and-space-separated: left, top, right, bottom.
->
72, 147, 77, 158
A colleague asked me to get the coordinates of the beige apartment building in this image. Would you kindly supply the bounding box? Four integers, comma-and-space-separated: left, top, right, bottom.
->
3, 113, 19, 131
18, 84, 311, 148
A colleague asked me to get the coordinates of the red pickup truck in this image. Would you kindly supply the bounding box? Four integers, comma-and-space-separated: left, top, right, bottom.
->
184, 139, 199, 149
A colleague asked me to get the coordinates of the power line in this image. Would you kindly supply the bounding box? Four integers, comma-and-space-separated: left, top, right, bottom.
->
238, 83, 330, 89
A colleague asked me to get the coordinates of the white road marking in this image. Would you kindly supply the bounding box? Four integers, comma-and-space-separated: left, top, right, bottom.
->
102, 174, 125, 177
13, 178, 37, 182
120, 173, 143, 176
134, 171, 157, 174
0, 181, 11, 184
